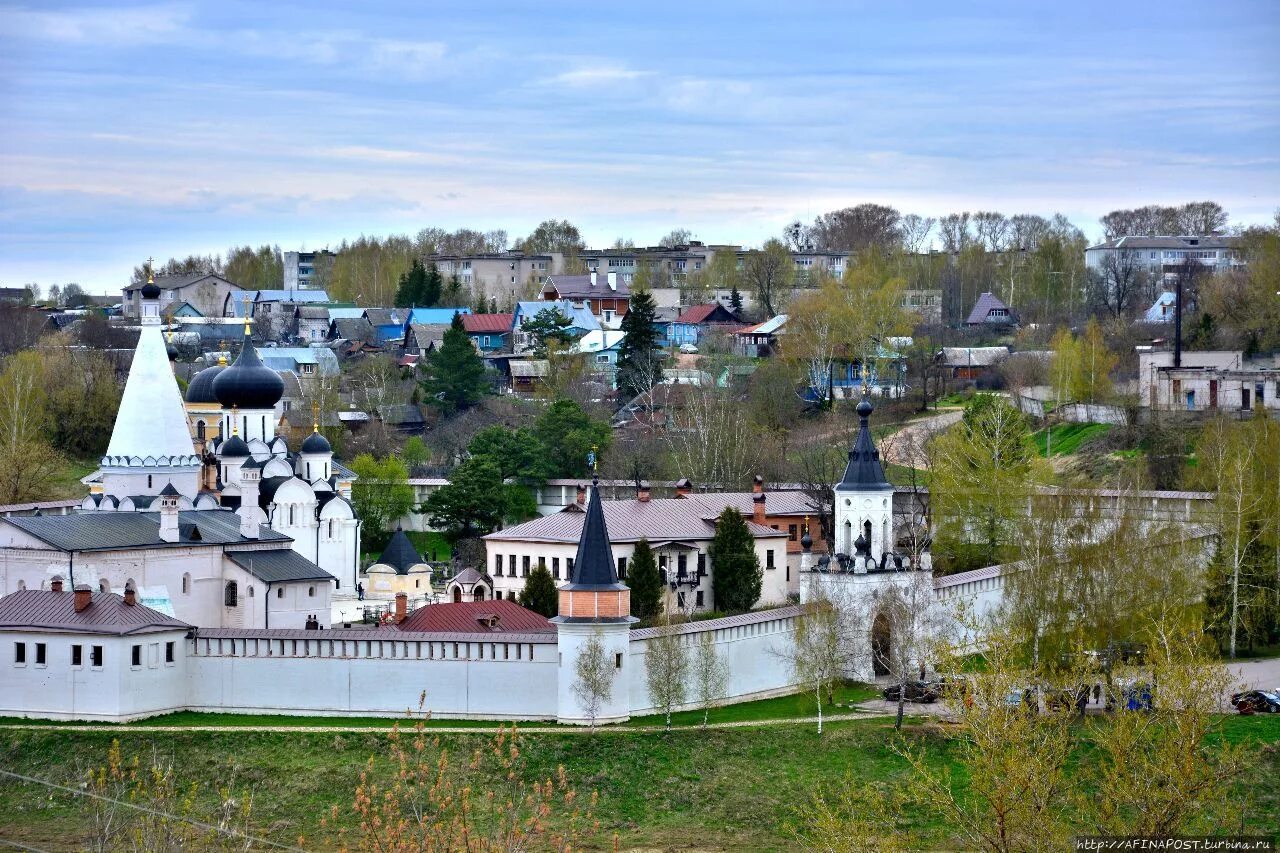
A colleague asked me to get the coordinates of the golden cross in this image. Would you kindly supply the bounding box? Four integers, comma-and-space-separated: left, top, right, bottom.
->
242, 295, 252, 335
312, 401, 320, 433
146, 257, 155, 285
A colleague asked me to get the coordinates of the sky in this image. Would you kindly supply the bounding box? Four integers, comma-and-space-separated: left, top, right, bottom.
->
1, 1, 1278, 293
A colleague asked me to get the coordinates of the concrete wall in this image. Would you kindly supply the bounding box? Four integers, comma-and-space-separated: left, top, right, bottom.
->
186, 631, 559, 719
0, 629, 189, 721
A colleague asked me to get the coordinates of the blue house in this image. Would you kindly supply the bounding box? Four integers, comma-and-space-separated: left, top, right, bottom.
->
399, 307, 470, 344
656, 302, 742, 348
572, 330, 627, 389
512, 300, 601, 353
462, 313, 514, 352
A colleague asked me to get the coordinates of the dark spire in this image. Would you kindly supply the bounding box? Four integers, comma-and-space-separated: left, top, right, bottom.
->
566, 474, 626, 590
377, 528, 423, 574
836, 395, 891, 490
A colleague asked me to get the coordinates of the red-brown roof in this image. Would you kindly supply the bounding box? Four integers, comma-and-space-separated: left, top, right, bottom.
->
675, 303, 739, 325
0, 590, 191, 636
397, 599, 553, 634
461, 313, 513, 334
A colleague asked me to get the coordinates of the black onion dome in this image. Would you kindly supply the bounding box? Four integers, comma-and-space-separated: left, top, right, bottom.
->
212, 332, 284, 409
300, 430, 331, 454
856, 397, 874, 417
220, 434, 251, 458
185, 365, 225, 403
140, 281, 161, 299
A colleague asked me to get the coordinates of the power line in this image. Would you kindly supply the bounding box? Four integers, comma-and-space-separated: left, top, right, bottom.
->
0, 768, 308, 853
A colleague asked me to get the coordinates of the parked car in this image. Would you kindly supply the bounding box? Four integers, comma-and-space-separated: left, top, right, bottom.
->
882, 680, 941, 703
1231, 690, 1280, 715
678, 343, 699, 354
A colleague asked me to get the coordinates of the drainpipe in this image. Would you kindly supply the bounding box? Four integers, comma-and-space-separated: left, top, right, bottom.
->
265, 581, 272, 629
68, 552, 74, 588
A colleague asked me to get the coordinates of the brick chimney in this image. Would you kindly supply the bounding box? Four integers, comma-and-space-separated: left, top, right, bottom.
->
394, 592, 407, 624
576, 483, 587, 507
752, 493, 767, 526
636, 480, 651, 503
123, 588, 136, 606
73, 584, 92, 613
51, 578, 64, 593
752, 475, 764, 495
674, 478, 692, 498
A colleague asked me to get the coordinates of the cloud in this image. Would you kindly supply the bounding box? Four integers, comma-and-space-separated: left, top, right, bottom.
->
548, 64, 651, 89
2, 3, 191, 45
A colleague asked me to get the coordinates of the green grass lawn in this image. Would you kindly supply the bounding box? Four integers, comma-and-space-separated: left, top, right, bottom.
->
404, 530, 451, 561
1032, 422, 1113, 457
2, 713, 1276, 851
47, 457, 96, 500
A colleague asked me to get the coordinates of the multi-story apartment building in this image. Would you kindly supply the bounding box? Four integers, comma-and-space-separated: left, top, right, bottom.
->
579, 241, 736, 287
1084, 236, 1244, 279
428, 252, 564, 300
282, 250, 335, 290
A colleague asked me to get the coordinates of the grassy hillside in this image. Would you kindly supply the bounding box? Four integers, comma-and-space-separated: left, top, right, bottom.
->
1, 712, 1277, 850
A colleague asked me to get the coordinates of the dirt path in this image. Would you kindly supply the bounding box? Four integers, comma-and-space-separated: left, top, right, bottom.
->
878, 409, 962, 469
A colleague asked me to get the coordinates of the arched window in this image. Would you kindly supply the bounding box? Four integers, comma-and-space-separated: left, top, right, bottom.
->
248, 585, 255, 597
147, 475, 153, 489
844, 520, 853, 553
473, 586, 485, 602
182, 573, 190, 594
99, 578, 110, 593
452, 587, 462, 603
308, 585, 315, 597
277, 587, 284, 599
863, 520, 872, 548
196, 420, 206, 441
289, 505, 296, 526
224, 581, 238, 607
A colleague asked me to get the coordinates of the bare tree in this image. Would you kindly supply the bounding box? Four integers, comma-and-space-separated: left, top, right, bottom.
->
741, 239, 794, 316
692, 630, 729, 727
644, 625, 689, 729
807, 204, 902, 253
663, 384, 762, 489
571, 630, 613, 732
873, 568, 944, 729
899, 214, 935, 253
789, 598, 845, 734
972, 211, 1010, 251
938, 212, 972, 252
1090, 250, 1145, 318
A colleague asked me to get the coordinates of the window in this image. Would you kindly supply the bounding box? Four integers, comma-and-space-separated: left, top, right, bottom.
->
509, 555, 516, 576
552, 557, 560, 579
677, 553, 688, 579
131, 645, 141, 667
277, 587, 284, 599
766, 550, 775, 570
301, 363, 316, 375
13, 642, 25, 665
567, 557, 575, 576
788, 524, 798, 541
71, 645, 82, 666
224, 581, 238, 607
698, 553, 706, 577
617, 557, 627, 579
522, 556, 530, 577
596, 354, 610, 364
494, 554, 503, 576
615, 653, 623, 669
677, 591, 686, 609
35, 643, 45, 666
483, 336, 491, 347
165, 642, 175, 664
91, 645, 103, 667
696, 591, 704, 608
308, 585, 316, 597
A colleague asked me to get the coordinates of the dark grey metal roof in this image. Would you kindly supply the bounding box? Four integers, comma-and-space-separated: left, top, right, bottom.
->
966, 292, 1014, 324
376, 529, 423, 574
226, 549, 335, 583
565, 479, 627, 591
0, 590, 191, 636
2, 509, 288, 552
836, 398, 892, 491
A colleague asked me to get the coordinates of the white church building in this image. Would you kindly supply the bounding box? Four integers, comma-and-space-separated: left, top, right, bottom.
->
0, 268, 356, 629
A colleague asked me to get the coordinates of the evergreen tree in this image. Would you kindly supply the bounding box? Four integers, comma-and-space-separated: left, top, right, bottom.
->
709, 507, 762, 612
394, 260, 427, 307
728, 285, 744, 314
531, 398, 612, 477
443, 272, 463, 306
518, 564, 558, 618
616, 289, 663, 401
627, 538, 664, 623
420, 313, 488, 414
422, 263, 443, 307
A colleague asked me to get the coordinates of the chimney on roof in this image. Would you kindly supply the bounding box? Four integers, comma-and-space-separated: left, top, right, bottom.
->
51, 578, 64, 593
74, 585, 92, 613
123, 587, 136, 606
752, 493, 767, 526
590, 271, 597, 287
158, 486, 180, 543
394, 592, 407, 624
607, 271, 617, 289
752, 475, 765, 495
675, 478, 692, 498
636, 481, 651, 503
576, 483, 587, 507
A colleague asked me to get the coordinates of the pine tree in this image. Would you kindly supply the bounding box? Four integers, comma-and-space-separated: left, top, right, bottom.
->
422, 263, 443, 307
728, 286, 743, 314
709, 507, 762, 613
395, 260, 428, 308
627, 538, 663, 623
518, 564, 558, 618
617, 289, 663, 401
420, 313, 487, 414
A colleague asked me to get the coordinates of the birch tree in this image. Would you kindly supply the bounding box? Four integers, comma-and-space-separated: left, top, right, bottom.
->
571, 631, 613, 732
789, 599, 844, 734
692, 630, 729, 727
644, 625, 689, 729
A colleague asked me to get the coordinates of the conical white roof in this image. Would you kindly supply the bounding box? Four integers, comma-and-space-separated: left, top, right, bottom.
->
102, 326, 200, 467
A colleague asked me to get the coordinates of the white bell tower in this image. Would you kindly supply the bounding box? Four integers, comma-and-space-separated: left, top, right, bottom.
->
833, 395, 894, 571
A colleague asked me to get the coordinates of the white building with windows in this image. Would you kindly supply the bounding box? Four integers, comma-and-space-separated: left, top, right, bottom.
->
1085, 235, 1244, 279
